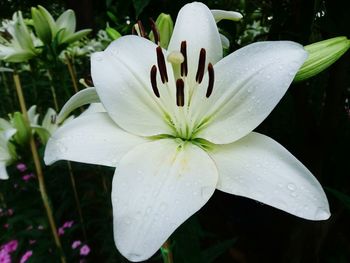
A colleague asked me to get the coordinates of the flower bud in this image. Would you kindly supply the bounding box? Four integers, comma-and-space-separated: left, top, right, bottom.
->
151, 13, 174, 49
295, 36, 350, 82
10, 112, 31, 146
31, 6, 55, 44
106, 27, 122, 40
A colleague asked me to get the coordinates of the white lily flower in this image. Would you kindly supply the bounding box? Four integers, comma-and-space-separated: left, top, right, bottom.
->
0, 126, 16, 180
44, 2, 330, 262
0, 11, 40, 62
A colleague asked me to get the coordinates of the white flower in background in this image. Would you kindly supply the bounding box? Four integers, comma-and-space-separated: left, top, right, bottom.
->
0, 119, 16, 180
31, 5, 91, 46
0, 11, 41, 63
45, 2, 330, 262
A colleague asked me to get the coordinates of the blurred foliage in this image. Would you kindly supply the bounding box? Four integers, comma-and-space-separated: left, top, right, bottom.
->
0, 0, 350, 262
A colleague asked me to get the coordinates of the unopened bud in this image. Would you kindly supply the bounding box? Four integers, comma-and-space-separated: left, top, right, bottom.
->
295, 36, 350, 82
10, 112, 31, 146
151, 13, 174, 49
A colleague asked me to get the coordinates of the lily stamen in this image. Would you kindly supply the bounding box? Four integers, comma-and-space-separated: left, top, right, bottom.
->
137, 20, 147, 38
176, 79, 185, 106
195, 48, 206, 83
150, 65, 160, 98
180, 41, 188, 76
149, 18, 160, 45
156, 46, 168, 83
206, 63, 214, 98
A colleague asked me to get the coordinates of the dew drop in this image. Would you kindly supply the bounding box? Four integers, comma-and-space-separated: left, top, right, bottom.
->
287, 183, 296, 191
290, 192, 298, 198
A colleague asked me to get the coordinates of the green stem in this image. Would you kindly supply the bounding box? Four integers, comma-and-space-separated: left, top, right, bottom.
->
46, 70, 59, 111
13, 72, 66, 263
161, 239, 173, 263
66, 161, 87, 240
65, 53, 79, 94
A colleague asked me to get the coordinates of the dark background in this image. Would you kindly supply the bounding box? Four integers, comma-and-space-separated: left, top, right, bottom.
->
1, 0, 350, 262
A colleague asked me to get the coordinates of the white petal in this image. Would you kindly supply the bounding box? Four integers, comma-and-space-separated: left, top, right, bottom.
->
211, 10, 243, 22
0, 162, 9, 180
56, 87, 100, 123
91, 36, 175, 137
196, 41, 308, 144
44, 112, 147, 167
112, 139, 218, 261
168, 2, 222, 82
210, 132, 330, 221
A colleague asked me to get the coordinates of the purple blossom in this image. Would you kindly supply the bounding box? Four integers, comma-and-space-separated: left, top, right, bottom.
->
80, 245, 90, 256
16, 163, 27, 172
22, 173, 34, 182
63, 220, 74, 228
19, 251, 32, 263
1, 240, 18, 253
58, 227, 65, 236
0, 249, 11, 263
71, 240, 81, 249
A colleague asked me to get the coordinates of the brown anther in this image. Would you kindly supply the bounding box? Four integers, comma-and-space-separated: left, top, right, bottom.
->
180, 41, 188, 77
156, 46, 168, 83
84, 74, 94, 87
195, 48, 206, 83
176, 79, 185, 107
149, 18, 160, 44
137, 20, 147, 38
50, 114, 57, 124
150, 65, 160, 97
131, 25, 137, 35
206, 63, 214, 98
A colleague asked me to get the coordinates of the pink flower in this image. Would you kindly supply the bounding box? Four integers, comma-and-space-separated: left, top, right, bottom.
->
22, 173, 34, 182
6, 209, 13, 217
3, 224, 9, 229
58, 227, 65, 236
71, 240, 81, 249
63, 220, 74, 228
0, 249, 11, 263
19, 251, 32, 263
2, 240, 18, 253
80, 245, 90, 256
29, 240, 36, 245
16, 163, 27, 172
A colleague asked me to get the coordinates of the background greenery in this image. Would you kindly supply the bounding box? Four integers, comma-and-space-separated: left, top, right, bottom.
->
1, 0, 350, 262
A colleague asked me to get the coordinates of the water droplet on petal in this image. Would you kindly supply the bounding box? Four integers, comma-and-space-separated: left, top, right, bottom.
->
290, 192, 298, 198
287, 183, 296, 191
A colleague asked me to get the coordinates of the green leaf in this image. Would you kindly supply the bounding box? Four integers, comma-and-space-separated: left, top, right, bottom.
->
107, 11, 118, 23
132, 0, 151, 18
